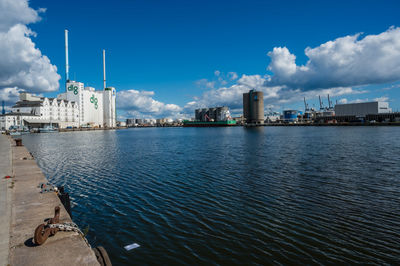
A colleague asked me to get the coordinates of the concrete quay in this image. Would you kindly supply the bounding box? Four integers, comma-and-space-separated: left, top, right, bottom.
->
0, 134, 12, 266
1, 134, 100, 266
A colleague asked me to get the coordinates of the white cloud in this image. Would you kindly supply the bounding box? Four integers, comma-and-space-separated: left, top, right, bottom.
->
0, 87, 20, 106
374, 96, 389, 102
237, 74, 266, 88
228, 72, 238, 80
267, 47, 297, 78
195, 78, 215, 89
351, 98, 369, 103
195, 71, 240, 90
380, 84, 400, 91
0, 0, 60, 104
0, 0, 44, 31
276, 87, 365, 105
118, 89, 182, 117
266, 27, 400, 90
335, 95, 389, 105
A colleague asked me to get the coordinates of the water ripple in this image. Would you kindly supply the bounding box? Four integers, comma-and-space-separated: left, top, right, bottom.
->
22, 127, 400, 265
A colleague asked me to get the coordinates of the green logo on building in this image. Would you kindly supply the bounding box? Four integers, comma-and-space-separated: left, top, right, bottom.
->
67, 84, 78, 95
90, 94, 98, 109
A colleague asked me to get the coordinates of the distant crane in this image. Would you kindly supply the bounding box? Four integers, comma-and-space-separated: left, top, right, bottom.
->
327, 94, 333, 109
303, 97, 310, 112
319, 95, 324, 110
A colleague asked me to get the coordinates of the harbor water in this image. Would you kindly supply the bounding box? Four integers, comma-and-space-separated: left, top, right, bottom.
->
21, 127, 400, 265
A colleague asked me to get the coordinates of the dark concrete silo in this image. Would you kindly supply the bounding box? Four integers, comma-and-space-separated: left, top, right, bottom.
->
243, 90, 264, 124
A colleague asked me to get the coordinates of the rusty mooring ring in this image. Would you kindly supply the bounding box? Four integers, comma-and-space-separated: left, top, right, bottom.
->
33, 206, 61, 245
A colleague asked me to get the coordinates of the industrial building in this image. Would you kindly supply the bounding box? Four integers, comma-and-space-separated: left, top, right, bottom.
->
299, 95, 335, 122
194, 106, 231, 122
126, 118, 157, 127
184, 106, 235, 127
265, 111, 280, 123
243, 89, 264, 124
283, 110, 301, 123
0, 30, 117, 130
59, 30, 116, 128
334, 101, 392, 117
312, 99, 397, 124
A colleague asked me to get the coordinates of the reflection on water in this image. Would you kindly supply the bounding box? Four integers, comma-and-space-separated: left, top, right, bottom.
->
22, 127, 400, 265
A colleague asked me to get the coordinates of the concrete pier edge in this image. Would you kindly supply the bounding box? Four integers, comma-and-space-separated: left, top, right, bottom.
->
0, 134, 12, 266
3, 134, 100, 266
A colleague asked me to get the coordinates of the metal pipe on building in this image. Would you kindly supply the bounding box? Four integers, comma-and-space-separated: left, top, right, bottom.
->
103, 49, 106, 90
65, 29, 69, 83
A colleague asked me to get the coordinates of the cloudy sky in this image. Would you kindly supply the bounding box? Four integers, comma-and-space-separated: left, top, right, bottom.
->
1, 0, 400, 118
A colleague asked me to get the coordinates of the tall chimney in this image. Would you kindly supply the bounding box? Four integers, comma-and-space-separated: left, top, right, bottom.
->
65, 29, 69, 84
103, 49, 106, 90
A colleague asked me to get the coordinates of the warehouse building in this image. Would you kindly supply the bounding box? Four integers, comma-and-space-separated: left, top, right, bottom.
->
0, 92, 80, 130
334, 101, 392, 117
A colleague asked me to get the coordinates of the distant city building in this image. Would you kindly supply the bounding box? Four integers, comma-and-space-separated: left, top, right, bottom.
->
117, 121, 126, 127
156, 118, 174, 125
194, 106, 231, 122
265, 112, 280, 123
126, 119, 136, 126
243, 89, 264, 124
334, 101, 392, 117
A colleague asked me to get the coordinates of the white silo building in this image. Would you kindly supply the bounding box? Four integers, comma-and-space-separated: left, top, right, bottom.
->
58, 30, 117, 128
57, 81, 116, 127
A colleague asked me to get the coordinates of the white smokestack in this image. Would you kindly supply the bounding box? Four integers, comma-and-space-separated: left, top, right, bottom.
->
103, 49, 106, 90
65, 29, 69, 83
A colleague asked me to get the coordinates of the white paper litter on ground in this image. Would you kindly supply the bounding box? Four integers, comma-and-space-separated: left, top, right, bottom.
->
124, 243, 140, 251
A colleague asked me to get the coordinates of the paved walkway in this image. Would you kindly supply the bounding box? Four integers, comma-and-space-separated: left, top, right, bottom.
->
0, 134, 12, 266
9, 137, 99, 266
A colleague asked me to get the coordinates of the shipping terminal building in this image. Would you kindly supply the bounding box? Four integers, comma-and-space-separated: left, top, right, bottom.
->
0, 30, 116, 130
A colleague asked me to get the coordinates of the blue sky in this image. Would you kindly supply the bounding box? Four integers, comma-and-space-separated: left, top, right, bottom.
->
1, 0, 400, 118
